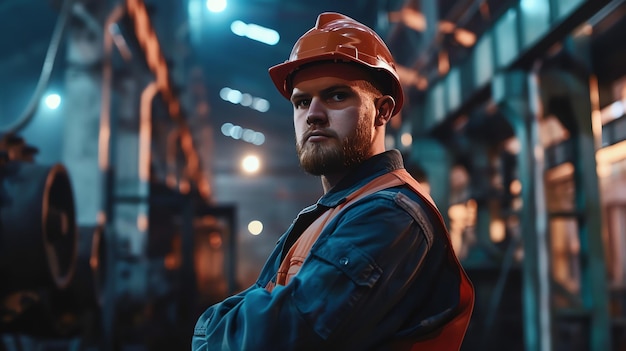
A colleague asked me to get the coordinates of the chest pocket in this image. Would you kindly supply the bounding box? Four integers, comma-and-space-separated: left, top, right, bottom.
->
311, 239, 381, 288
291, 238, 382, 339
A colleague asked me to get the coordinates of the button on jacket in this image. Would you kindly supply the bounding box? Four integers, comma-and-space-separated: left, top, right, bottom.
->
193, 150, 468, 351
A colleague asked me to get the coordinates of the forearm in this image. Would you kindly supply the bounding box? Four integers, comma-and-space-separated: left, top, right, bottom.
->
192, 284, 324, 351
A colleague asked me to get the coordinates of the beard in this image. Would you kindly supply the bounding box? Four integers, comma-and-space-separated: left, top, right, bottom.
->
296, 117, 372, 176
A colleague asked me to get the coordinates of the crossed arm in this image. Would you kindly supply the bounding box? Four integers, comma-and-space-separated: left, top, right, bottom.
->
192, 192, 455, 351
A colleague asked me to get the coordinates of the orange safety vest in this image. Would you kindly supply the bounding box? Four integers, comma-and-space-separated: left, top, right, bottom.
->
266, 169, 474, 350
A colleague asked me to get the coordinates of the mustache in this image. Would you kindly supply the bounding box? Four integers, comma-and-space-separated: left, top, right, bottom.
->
302, 128, 339, 141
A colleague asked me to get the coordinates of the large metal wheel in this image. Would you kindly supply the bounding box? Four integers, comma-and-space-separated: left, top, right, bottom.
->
0, 162, 77, 294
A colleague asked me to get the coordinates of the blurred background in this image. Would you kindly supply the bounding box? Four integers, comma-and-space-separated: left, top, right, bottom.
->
0, 0, 624, 350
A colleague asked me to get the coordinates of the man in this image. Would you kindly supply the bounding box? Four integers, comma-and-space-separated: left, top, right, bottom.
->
192, 12, 474, 351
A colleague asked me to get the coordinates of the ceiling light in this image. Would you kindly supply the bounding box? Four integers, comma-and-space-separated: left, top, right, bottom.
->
241, 155, 261, 174
230, 125, 243, 139
220, 87, 271, 112
252, 98, 270, 112
221, 122, 234, 135
230, 20, 279, 45
226, 89, 242, 104
240, 93, 253, 106
221, 122, 265, 146
206, 0, 227, 13
248, 220, 263, 235
44, 93, 61, 110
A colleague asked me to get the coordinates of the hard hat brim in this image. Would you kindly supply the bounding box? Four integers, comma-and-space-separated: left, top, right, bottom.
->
268, 52, 404, 115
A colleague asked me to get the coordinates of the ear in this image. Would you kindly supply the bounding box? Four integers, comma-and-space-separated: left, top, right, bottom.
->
374, 95, 395, 127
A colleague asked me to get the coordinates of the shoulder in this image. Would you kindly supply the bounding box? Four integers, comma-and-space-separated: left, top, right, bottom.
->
331, 185, 441, 244
352, 185, 438, 229
371, 185, 443, 237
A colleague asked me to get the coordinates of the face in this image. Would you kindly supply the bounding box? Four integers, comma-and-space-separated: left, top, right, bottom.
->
290, 62, 385, 176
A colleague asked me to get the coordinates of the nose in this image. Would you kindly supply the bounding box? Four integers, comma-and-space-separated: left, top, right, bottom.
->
305, 98, 327, 126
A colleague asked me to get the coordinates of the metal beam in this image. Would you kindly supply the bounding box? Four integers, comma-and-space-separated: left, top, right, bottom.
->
493, 70, 553, 351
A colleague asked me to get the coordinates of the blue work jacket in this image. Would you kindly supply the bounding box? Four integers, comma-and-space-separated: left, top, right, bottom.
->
192, 150, 465, 350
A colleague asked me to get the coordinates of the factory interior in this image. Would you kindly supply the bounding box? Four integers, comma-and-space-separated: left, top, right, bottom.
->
0, 0, 625, 350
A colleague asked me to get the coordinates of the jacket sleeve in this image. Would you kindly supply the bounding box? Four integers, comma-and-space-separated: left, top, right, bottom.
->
191, 190, 458, 351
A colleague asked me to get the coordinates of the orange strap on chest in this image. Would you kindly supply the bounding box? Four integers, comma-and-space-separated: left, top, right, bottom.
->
265, 171, 405, 292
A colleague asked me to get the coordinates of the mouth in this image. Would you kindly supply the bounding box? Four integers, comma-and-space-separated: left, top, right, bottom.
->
304, 129, 335, 143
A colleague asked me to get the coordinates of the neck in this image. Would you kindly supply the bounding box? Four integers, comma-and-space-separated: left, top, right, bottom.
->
319, 148, 388, 193
320, 172, 345, 193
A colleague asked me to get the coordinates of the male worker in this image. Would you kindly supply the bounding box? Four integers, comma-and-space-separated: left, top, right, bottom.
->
192, 12, 474, 350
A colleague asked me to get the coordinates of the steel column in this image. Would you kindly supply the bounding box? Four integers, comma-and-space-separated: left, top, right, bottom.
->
493, 70, 552, 351
539, 61, 611, 350
409, 138, 453, 227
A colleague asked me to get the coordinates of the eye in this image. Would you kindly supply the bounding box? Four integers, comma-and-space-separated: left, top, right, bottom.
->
329, 91, 349, 102
293, 98, 310, 109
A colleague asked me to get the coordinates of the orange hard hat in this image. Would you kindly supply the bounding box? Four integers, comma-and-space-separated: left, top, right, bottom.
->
269, 12, 404, 115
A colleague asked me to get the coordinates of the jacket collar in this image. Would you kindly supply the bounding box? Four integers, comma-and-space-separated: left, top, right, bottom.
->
316, 149, 405, 208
